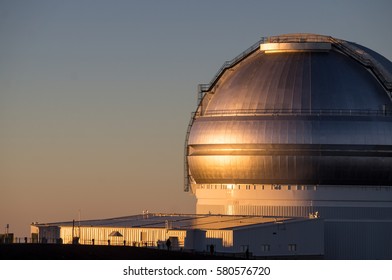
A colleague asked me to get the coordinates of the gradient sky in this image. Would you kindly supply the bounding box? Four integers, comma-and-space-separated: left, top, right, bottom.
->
1, 0, 391, 237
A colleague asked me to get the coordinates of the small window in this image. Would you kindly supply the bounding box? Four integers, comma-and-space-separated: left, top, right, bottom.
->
288, 244, 297, 252
287, 185, 291, 190
240, 245, 249, 252
261, 244, 270, 252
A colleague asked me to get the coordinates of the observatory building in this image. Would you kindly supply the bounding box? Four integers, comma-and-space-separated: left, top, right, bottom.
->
185, 33, 392, 258
30, 34, 392, 259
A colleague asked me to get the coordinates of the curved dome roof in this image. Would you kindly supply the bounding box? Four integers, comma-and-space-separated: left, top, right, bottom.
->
203, 36, 392, 113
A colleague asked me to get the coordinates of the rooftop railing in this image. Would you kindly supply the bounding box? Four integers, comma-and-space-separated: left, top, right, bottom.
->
199, 108, 392, 118
184, 110, 198, 192
267, 34, 332, 43
330, 37, 392, 93
198, 37, 267, 100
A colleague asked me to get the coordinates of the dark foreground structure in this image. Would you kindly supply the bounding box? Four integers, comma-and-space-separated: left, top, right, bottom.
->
0, 244, 228, 260
0, 244, 321, 260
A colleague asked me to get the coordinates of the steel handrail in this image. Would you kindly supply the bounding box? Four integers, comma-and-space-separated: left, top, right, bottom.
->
184, 111, 197, 192
200, 108, 392, 117
199, 37, 267, 96
329, 37, 392, 92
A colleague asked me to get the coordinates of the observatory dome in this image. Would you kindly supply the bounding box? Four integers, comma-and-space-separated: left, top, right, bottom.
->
186, 34, 392, 189
185, 35, 392, 259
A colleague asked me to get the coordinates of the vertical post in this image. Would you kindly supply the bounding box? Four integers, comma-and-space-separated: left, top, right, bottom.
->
5, 224, 9, 244
72, 219, 75, 241
78, 209, 81, 241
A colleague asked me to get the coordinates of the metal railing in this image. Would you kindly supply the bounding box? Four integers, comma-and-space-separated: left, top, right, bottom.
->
198, 37, 267, 98
1, 237, 182, 250
1, 237, 61, 244
330, 37, 392, 94
267, 34, 332, 43
200, 108, 392, 117
184, 111, 197, 192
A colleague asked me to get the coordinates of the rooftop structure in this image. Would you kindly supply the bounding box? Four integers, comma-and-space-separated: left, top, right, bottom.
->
31, 213, 323, 258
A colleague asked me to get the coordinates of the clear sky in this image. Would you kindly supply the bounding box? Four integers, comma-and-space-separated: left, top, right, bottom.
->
1, 0, 391, 237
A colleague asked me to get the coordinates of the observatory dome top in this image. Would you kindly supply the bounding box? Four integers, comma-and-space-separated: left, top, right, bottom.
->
201, 34, 392, 115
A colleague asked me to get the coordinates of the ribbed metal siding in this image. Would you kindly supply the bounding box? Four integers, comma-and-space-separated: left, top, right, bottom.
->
198, 204, 392, 220
325, 220, 392, 259
59, 227, 185, 246
206, 230, 233, 251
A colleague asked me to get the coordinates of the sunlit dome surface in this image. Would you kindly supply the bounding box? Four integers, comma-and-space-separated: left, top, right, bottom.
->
204, 49, 390, 112
186, 33, 392, 189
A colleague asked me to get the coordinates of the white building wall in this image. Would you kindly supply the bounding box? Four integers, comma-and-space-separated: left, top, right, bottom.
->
325, 220, 392, 259
196, 186, 392, 219
205, 230, 233, 252
233, 219, 324, 257
32, 225, 60, 243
